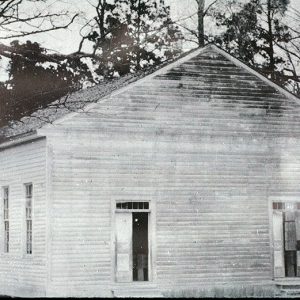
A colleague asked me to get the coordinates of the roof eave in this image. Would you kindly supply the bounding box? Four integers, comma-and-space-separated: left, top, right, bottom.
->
0, 131, 44, 150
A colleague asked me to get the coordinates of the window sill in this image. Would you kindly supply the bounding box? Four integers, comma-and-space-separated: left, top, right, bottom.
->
22, 254, 34, 260
0, 253, 34, 260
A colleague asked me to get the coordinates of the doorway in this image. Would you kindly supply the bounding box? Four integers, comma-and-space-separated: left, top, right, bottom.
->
132, 212, 148, 281
115, 202, 150, 283
272, 202, 300, 278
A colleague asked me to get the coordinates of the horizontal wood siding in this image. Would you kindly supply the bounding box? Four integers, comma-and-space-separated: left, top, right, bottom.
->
45, 49, 300, 295
47, 134, 272, 294
0, 139, 47, 297
46, 138, 113, 297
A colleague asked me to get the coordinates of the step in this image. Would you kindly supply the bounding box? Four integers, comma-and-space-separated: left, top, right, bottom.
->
277, 295, 300, 299
275, 284, 300, 298
113, 290, 163, 298
112, 283, 163, 298
276, 291, 300, 298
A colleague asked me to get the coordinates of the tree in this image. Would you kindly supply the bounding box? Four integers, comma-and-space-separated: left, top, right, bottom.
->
260, 0, 291, 81
0, 0, 78, 40
0, 40, 93, 127
0, 0, 183, 127
174, 0, 219, 47
211, 0, 300, 92
0, 81, 10, 127
78, 0, 183, 77
197, 0, 206, 47
212, 1, 261, 66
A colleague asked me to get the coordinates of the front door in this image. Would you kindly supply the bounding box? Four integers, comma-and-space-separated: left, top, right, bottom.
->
115, 212, 133, 282
273, 210, 285, 278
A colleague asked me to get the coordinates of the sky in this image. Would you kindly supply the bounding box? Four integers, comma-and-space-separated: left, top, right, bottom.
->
2, 0, 300, 55
23, 0, 223, 54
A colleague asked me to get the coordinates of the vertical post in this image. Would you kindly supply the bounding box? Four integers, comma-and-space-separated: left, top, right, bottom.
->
295, 211, 300, 276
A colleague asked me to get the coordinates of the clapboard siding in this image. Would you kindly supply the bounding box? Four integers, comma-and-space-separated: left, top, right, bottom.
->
46, 139, 112, 297
41, 47, 300, 296
0, 139, 47, 297
46, 132, 273, 295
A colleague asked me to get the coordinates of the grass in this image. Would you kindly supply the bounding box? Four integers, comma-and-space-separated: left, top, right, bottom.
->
163, 284, 278, 298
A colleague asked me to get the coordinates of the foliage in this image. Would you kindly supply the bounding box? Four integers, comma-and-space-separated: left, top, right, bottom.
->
0, 41, 92, 127
80, 0, 183, 77
211, 0, 300, 92
0, 0, 183, 126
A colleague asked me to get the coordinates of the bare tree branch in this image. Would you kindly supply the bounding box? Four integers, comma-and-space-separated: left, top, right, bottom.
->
0, 0, 78, 40
174, 0, 219, 46
203, 0, 219, 17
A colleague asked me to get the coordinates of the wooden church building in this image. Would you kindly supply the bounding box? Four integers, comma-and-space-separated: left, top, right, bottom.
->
1, 44, 300, 297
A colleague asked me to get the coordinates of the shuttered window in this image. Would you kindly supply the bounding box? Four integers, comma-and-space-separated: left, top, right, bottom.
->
3, 187, 9, 253
25, 184, 33, 255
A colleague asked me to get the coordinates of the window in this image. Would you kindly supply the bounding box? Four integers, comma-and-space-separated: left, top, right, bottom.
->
116, 202, 149, 210
25, 184, 33, 255
3, 187, 9, 253
273, 202, 300, 211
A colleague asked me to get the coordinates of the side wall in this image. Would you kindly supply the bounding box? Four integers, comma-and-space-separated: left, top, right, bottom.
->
0, 138, 47, 297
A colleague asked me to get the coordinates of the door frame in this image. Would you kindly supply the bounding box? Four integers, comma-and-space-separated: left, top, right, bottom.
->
111, 200, 155, 283
269, 197, 300, 280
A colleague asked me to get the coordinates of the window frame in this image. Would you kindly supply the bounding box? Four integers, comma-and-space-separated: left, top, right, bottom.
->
2, 186, 9, 254
116, 201, 150, 211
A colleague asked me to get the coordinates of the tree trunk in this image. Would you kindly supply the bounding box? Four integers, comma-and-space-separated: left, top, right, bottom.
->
136, 0, 142, 71
267, 0, 275, 79
99, 0, 106, 39
92, 0, 107, 56
197, 0, 205, 47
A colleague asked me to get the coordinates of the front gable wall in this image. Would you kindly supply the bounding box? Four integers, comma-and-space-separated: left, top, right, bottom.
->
52, 47, 300, 140
1, 46, 300, 297
42, 47, 300, 295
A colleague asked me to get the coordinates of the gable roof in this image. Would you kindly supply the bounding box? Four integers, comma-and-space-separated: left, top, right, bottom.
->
1, 43, 300, 147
